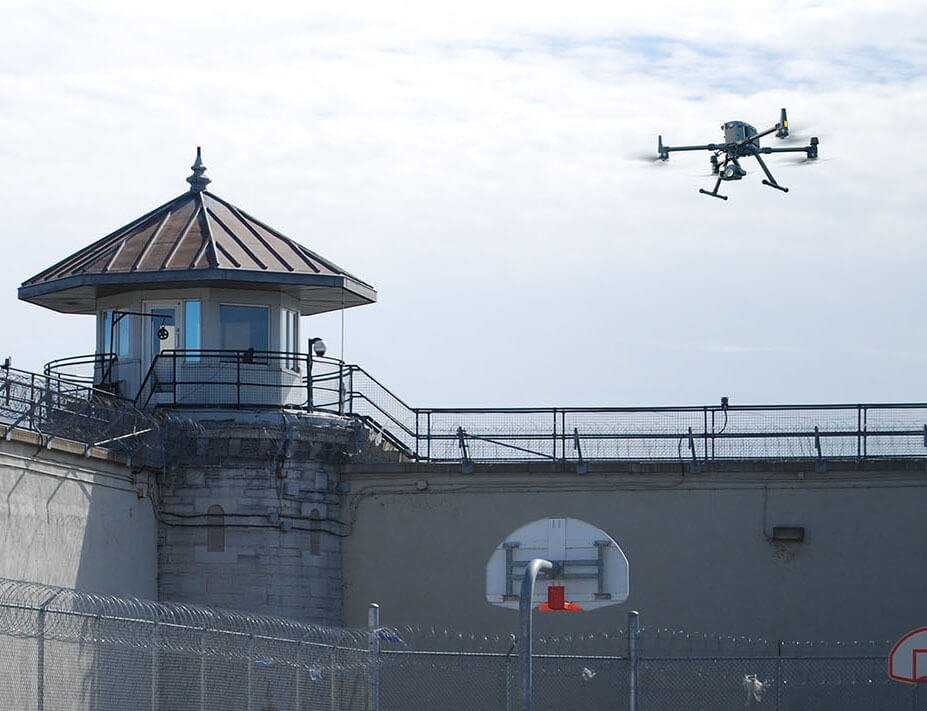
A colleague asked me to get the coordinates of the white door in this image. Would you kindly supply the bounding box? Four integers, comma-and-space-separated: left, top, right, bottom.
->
142, 300, 182, 374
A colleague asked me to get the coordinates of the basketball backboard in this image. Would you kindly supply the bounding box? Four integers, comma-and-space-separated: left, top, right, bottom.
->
486, 517, 629, 611
890, 627, 927, 683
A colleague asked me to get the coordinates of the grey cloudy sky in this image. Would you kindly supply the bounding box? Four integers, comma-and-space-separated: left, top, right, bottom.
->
2, 1, 925, 406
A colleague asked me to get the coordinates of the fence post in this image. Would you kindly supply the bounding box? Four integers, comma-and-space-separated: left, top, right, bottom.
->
776, 640, 782, 711
505, 634, 517, 711
36, 607, 45, 711
246, 634, 254, 711
294, 641, 301, 710
330, 644, 337, 711
150, 622, 159, 711
199, 625, 206, 711
93, 615, 101, 711
628, 610, 641, 711
36, 590, 61, 711
368, 604, 380, 711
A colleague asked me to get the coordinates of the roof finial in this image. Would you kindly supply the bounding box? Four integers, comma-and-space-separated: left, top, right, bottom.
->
186, 146, 211, 192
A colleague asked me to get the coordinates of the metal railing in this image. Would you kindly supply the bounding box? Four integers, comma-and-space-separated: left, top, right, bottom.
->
39, 351, 927, 464
0, 363, 161, 465
135, 349, 312, 410
310, 361, 927, 464
43, 352, 118, 391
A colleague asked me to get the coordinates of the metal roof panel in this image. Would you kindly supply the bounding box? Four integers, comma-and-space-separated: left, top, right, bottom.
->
19, 153, 376, 315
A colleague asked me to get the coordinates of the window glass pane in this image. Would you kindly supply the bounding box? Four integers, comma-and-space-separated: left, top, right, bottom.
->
101, 311, 113, 353
219, 305, 268, 351
117, 313, 132, 358
184, 301, 201, 362
282, 310, 290, 352
283, 309, 300, 369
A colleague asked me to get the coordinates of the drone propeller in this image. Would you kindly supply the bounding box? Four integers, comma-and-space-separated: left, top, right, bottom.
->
630, 153, 668, 165
778, 131, 820, 145
783, 155, 830, 168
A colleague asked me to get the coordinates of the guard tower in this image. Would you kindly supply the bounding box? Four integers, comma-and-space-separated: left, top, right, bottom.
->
21, 148, 376, 409
18, 151, 378, 624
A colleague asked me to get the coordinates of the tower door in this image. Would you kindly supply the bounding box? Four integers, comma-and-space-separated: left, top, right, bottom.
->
142, 300, 182, 369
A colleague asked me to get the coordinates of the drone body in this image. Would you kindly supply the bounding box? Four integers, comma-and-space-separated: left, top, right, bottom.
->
657, 109, 819, 200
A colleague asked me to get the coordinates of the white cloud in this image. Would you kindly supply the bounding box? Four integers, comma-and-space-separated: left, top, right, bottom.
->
0, 1, 925, 405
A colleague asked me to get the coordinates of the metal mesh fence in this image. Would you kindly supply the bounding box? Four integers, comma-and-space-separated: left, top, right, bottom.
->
0, 578, 370, 711
0, 583, 923, 710
375, 626, 922, 711
0, 365, 166, 467
337, 361, 927, 463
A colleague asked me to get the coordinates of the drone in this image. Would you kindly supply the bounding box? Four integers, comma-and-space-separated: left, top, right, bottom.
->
656, 108, 819, 200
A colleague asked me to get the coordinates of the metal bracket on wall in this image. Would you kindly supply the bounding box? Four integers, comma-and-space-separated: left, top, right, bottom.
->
502, 539, 614, 601
502, 542, 520, 601
573, 428, 588, 474
687, 427, 703, 474
813, 425, 827, 473
457, 426, 473, 474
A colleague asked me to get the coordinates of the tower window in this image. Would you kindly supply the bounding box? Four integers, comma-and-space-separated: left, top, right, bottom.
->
309, 509, 321, 556
219, 304, 269, 351
207, 504, 225, 552
184, 301, 202, 362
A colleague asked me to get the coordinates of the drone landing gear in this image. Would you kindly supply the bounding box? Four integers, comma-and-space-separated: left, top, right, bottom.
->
699, 187, 728, 200
755, 154, 789, 193
699, 177, 728, 200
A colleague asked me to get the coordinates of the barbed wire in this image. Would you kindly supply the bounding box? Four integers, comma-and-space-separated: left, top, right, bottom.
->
0, 578, 368, 653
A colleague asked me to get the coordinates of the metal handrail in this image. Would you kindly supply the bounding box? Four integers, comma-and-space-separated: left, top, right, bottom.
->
31, 351, 927, 464
135, 349, 311, 410
43, 352, 118, 390
0, 364, 160, 464
328, 362, 927, 463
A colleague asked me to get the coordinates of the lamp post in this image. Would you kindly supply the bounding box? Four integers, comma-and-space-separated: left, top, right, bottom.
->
307, 337, 326, 409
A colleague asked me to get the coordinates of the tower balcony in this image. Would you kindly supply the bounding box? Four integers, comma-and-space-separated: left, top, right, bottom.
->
44, 350, 350, 412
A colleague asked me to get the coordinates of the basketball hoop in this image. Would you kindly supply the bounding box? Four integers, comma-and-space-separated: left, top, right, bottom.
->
539, 585, 583, 612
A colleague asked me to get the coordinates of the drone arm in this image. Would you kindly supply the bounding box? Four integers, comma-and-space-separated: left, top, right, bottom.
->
760, 137, 819, 160
741, 124, 781, 144
760, 146, 808, 153
663, 143, 721, 153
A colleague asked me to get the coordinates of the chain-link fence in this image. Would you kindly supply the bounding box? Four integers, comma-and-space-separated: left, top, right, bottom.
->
2, 579, 924, 710
0, 579, 370, 711
376, 621, 924, 711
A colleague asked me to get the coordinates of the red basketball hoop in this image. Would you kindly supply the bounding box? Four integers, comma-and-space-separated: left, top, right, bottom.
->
539, 585, 583, 612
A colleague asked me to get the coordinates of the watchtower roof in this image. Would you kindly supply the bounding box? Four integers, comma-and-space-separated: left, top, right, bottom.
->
19, 149, 377, 315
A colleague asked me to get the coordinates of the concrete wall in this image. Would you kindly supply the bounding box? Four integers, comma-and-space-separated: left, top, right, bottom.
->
0, 430, 157, 597
158, 411, 359, 625
341, 460, 927, 642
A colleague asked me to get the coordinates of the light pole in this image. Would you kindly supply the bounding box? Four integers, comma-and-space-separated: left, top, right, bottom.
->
307, 337, 326, 409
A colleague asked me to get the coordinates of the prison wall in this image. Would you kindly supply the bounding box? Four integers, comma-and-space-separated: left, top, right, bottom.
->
0, 429, 157, 597
157, 411, 360, 625
340, 459, 927, 642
